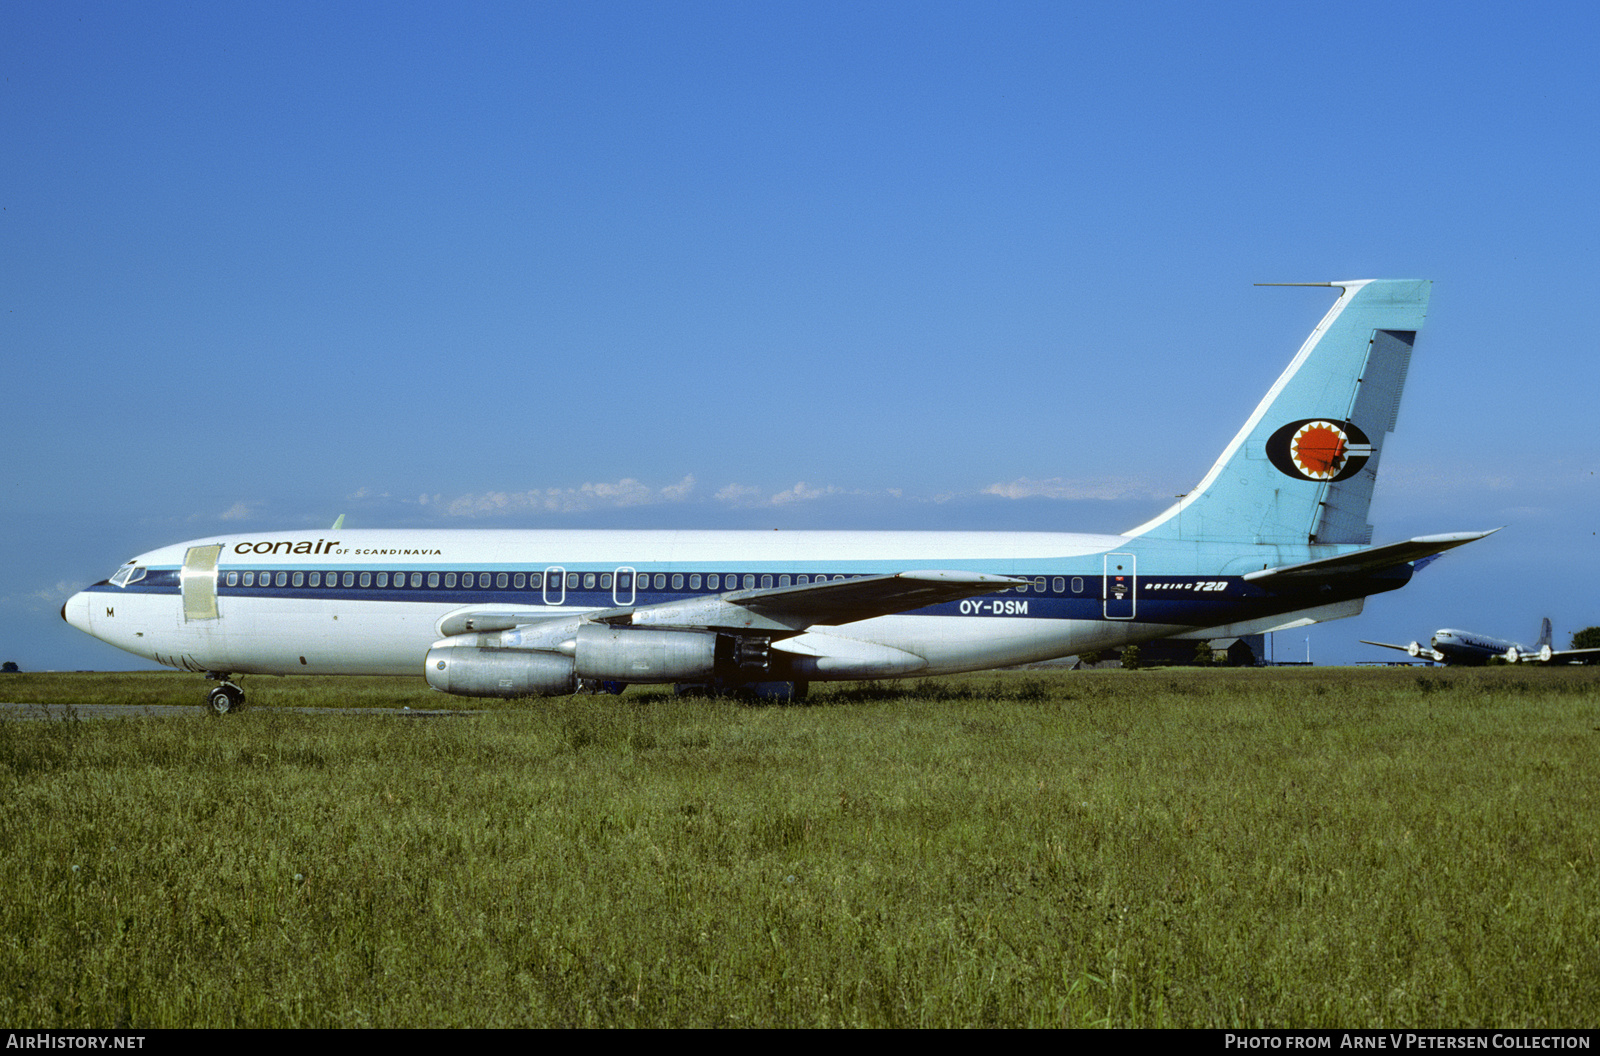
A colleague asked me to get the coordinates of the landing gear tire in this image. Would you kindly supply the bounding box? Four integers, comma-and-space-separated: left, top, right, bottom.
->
206, 682, 245, 715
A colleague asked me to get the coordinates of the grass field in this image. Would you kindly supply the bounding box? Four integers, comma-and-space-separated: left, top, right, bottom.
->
1, 667, 1597, 1027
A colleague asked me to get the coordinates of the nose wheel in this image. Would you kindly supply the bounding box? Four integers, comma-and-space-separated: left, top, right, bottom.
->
205, 680, 246, 715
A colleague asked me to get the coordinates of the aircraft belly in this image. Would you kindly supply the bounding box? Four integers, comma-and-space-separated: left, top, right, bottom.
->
217, 598, 449, 675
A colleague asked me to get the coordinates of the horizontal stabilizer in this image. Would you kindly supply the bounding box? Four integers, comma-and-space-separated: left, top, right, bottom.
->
1243, 530, 1500, 585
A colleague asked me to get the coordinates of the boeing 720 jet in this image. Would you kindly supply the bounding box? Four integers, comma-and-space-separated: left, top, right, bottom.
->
63, 279, 1495, 712
1362, 618, 1600, 665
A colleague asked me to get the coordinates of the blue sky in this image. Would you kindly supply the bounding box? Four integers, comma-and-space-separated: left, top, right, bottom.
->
4, 1, 1596, 671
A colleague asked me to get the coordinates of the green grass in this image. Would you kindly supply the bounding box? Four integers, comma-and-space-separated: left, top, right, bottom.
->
1, 667, 1597, 1027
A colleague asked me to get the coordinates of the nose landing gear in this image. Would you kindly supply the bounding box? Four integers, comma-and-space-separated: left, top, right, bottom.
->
204, 674, 246, 715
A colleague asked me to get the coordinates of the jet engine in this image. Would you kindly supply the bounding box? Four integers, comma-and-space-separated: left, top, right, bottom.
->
424, 623, 771, 698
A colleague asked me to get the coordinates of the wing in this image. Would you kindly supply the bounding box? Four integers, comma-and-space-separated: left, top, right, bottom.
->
625, 570, 1024, 633
1511, 645, 1600, 664
1359, 639, 1419, 654
435, 570, 1024, 639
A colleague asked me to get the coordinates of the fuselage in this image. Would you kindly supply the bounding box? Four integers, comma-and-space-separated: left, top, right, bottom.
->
1429, 629, 1521, 665
61, 527, 1404, 682
59, 281, 1460, 699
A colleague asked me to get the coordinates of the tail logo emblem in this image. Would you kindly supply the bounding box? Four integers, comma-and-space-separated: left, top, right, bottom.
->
1266, 419, 1373, 482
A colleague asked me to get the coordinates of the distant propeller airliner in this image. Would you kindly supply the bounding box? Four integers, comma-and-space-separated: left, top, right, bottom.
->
1363, 618, 1600, 665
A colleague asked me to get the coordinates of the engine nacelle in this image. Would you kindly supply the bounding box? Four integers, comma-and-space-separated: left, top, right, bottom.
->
425, 625, 755, 698
572, 625, 717, 681
425, 643, 576, 698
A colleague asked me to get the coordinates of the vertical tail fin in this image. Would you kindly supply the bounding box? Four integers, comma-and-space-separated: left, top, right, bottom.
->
1126, 280, 1431, 546
1537, 618, 1553, 650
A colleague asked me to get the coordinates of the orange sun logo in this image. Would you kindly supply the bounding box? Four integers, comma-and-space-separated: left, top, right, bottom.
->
1265, 418, 1372, 482
1290, 421, 1349, 479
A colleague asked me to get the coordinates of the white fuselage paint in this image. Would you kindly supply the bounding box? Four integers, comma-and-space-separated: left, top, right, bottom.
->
64, 527, 1205, 680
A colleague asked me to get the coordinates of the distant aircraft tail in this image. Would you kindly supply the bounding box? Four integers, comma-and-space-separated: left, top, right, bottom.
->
1126, 280, 1431, 548
1537, 617, 1553, 650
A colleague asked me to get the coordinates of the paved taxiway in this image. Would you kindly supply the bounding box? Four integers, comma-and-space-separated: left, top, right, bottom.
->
0, 703, 484, 721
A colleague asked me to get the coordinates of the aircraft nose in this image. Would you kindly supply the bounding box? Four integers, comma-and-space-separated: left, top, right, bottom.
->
61, 590, 92, 634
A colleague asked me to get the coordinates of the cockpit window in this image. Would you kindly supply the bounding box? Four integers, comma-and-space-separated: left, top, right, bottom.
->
109, 565, 147, 588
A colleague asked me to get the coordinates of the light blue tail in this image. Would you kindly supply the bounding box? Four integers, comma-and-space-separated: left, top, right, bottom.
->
1126, 280, 1431, 547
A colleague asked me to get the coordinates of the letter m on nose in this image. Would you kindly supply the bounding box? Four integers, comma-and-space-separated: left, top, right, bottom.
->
105, 607, 114, 617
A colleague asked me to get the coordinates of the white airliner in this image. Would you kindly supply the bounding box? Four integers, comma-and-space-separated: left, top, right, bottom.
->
1362, 618, 1600, 665
63, 279, 1495, 712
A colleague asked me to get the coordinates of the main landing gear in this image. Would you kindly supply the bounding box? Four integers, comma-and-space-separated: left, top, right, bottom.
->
204, 673, 246, 715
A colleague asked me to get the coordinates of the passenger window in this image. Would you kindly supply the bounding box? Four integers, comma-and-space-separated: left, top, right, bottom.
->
359, 572, 371, 588
309, 572, 320, 587
654, 574, 666, 590
375, 573, 387, 588
1034, 577, 1046, 592
445, 573, 457, 588
761, 575, 773, 588
616, 573, 629, 590
567, 573, 579, 589
689, 574, 701, 590
342, 572, 354, 587
707, 574, 719, 590
584, 573, 596, 589
745, 575, 756, 589
276, 572, 288, 587
243, 571, 254, 587
514, 573, 526, 589
498, 573, 510, 589
1072, 577, 1083, 593
780, 575, 791, 587
530, 573, 542, 589
1053, 577, 1065, 593
797, 575, 809, 585
226, 571, 238, 586
293, 572, 305, 587
600, 573, 612, 589
671, 574, 683, 590
422, 573, 433, 588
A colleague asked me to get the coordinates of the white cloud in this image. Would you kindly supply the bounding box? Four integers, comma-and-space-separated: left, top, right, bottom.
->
218, 502, 255, 521
715, 481, 848, 508
713, 483, 765, 506
769, 482, 843, 505
32, 581, 78, 604
437, 476, 698, 517
982, 476, 1155, 501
